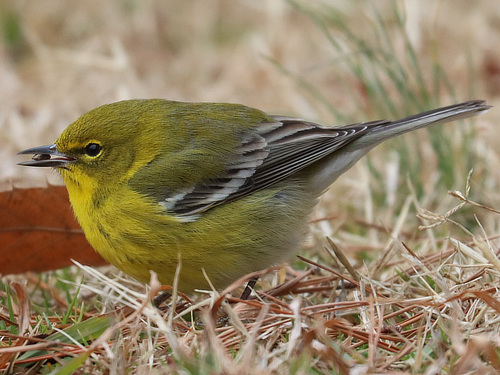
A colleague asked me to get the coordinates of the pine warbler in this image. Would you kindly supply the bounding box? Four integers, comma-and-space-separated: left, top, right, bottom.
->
19, 99, 489, 293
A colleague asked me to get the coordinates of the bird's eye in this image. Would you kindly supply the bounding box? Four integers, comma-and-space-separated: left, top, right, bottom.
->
84, 143, 102, 157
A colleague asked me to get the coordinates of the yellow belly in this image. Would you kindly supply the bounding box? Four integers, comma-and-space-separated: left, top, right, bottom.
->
66, 177, 312, 293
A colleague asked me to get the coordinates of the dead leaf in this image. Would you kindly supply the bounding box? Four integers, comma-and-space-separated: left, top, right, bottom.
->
0, 182, 107, 275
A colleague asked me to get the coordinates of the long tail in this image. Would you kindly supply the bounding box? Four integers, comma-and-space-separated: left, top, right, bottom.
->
351, 100, 490, 148
309, 100, 490, 194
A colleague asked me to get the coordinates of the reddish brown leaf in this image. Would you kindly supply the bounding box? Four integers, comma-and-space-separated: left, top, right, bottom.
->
0, 183, 107, 275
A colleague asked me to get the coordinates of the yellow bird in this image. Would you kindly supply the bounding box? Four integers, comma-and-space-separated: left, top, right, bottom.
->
19, 100, 489, 294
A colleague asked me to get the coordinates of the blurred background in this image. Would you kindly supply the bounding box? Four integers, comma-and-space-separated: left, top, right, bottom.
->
1, 0, 498, 246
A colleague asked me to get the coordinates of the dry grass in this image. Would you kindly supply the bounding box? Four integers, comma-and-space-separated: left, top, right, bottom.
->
1, 0, 500, 373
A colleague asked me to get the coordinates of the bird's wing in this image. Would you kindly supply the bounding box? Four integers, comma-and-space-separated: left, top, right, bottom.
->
162, 117, 379, 216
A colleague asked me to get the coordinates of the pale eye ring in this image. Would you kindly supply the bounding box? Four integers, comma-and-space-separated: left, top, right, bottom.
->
85, 143, 102, 157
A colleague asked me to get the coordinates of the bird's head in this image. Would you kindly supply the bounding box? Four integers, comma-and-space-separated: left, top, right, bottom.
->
18, 100, 168, 191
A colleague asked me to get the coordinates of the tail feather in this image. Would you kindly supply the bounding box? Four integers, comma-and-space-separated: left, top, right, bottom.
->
309, 100, 490, 194
351, 100, 490, 148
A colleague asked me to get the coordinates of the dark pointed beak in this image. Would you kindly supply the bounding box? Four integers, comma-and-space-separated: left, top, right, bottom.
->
18, 144, 76, 167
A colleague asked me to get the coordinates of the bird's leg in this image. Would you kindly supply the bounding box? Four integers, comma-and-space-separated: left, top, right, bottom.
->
240, 277, 259, 300
153, 291, 172, 307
